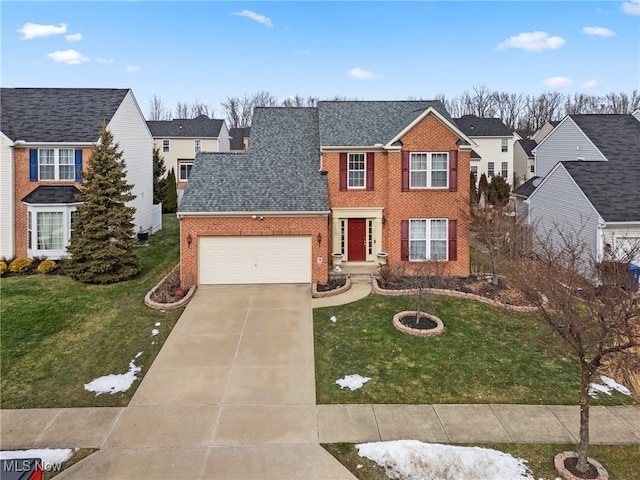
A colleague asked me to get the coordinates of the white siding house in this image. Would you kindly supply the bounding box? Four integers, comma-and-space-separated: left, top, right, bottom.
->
0, 133, 14, 258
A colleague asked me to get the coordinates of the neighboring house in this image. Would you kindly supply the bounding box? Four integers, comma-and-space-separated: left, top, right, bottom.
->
513, 138, 538, 184
454, 115, 521, 186
229, 127, 250, 152
0, 88, 154, 260
530, 120, 559, 143
525, 113, 640, 265
146, 115, 230, 202
178, 101, 473, 286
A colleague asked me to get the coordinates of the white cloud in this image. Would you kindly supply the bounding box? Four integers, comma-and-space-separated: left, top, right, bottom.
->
583, 80, 599, 89
18, 22, 67, 39
348, 67, 381, 80
234, 10, 273, 27
126, 65, 140, 73
96, 57, 114, 64
498, 31, 565, 52
622, 0, 640, 15
543, 76, 573, 88
47, 49, 89, 65
65, 33, 83, 42
582, 26, 615, 37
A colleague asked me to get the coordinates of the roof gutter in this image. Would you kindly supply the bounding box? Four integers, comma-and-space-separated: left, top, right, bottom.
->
177, 210, 331, 219
11, 141, 95, 147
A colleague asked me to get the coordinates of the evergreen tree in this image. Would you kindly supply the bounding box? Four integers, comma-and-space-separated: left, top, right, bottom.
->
487, 175, 511, 206
164, 168, 178, 213
152, 146, 167, 205
66, 123, 141, 284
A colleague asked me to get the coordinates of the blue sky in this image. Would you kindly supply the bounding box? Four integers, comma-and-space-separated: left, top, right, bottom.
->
2, 1, 639, 118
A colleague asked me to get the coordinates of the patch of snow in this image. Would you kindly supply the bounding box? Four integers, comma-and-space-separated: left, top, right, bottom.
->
330, 316, 337, 323
155, 322, 161, 326
0, 448, 73, 468
151, 329, 159, 336
135, 351, 143, 359
589, 374, 631, 398
356, 440, 534, 480
336, 374, 371, 391
83, 359, 142, 395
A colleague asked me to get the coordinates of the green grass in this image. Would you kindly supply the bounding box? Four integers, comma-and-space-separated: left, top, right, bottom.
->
314, 294, 634, 405
0, 214, 183, 408
323, 443, 640, 480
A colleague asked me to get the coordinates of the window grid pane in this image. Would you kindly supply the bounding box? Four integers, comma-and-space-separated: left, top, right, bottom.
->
194, 139, 201, 153
179, 162, 193, 181
430, 153, 448, 187
410, 153, 428, 187
501, 162, 508, 178
348, 153, 365, 188
59, 149, 75, 180
409, 219, 427, 261
39, 149, 55, 180
37, 212, 64, 250
488, 162, 495, 177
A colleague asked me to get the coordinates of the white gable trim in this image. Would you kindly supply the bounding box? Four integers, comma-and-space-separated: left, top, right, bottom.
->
385, 107, 475, 148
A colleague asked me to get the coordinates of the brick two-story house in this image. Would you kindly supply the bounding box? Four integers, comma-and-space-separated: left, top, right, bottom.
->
0, 88, 154, 260
178, 101, 472, 286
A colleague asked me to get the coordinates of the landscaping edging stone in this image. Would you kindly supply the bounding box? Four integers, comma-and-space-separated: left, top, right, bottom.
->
312, 276, 352, 298
554, 451, 609, 480
144, 264, 196, 310
393, 311, 445, 337
371, 277, 538, 312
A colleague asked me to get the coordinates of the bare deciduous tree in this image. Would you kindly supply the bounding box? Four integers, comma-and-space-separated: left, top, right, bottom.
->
174, 101, 189, 119
494, 91, 525, 130
511, 230, 640, 476
147, 94, 170, 121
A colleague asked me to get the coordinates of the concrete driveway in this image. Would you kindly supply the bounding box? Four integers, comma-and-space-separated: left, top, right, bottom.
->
56, 284, 356, 479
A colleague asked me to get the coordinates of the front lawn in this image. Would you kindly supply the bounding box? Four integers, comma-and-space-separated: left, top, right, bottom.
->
314, 294, 634, 405
0, 214, 183, 409
323, 443, 640, 480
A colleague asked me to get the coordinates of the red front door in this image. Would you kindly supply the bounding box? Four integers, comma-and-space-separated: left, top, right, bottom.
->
348, 219, 367, 261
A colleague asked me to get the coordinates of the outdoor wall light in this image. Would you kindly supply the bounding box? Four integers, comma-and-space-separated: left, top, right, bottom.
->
186, 234, 192, 247
317, 233, 322, 245
382, 216, 387, 225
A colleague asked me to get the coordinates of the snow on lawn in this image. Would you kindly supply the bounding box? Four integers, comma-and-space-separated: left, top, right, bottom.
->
83, 357, 142, 395
151, 328, 159, 336
0, 448, 73, 468
589, 374, 631, 398
336, 374, 370, 391
356, 440, 536, 480
330, 316, 337, 323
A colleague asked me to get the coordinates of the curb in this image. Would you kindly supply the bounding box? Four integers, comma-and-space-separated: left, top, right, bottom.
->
312, 276, 352, 298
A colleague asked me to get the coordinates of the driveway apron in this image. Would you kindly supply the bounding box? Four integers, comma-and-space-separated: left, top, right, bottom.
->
58, 284, 356, 479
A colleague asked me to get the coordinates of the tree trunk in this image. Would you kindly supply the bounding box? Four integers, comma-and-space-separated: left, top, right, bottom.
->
576, 363, 592, 473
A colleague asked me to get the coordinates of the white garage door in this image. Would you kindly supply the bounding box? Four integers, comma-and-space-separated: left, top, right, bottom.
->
198, 236, 312, 285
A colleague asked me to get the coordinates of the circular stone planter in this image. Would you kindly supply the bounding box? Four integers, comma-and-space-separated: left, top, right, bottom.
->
393, 311, 445, 337
554, 452, 609, 480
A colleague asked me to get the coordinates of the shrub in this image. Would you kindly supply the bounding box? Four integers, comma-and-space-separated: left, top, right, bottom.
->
9, 257, 33, 274
0, 261, 6, 275
38, 259, 57, 274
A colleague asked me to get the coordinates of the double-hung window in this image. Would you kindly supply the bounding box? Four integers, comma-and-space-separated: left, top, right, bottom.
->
501, 162, 508, 178
410, 152, 448, 188
501, 138, 508, 152
409, 219, 448, 261
178, 160, 193, 181
38, 148, 76, 181
163, 139, 170, 152
487, 162, 495, 177
194, 139, 201, 153
348, 153, 365, 188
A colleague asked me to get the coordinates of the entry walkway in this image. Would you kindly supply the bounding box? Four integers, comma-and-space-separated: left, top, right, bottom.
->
1, 283, 639, 479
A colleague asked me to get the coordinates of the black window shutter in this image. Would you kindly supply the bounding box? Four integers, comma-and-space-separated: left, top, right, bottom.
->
74, 149, 83, 182
29, 149, 38, 181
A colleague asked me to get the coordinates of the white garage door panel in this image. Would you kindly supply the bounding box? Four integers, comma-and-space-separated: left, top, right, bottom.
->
199, 236, 311, 284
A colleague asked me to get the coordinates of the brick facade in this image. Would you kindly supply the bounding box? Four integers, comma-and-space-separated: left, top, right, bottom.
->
13, 146, 91, 258
179, 215, 329, 286
324, 113, 470, 276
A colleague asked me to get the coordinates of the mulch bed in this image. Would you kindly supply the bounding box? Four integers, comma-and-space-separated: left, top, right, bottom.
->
378, 275, 535, 307
315, 277, 347, 293
399, 315, 438, 330
149, 266, 185, 303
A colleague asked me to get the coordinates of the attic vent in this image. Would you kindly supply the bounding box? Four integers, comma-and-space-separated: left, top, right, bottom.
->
577, 157, 585, 161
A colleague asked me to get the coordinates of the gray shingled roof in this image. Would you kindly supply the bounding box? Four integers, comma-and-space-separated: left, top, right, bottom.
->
317, 100, 454, 146
454, 115, 513, 137
518, 139, 537, 157
1, 88, 129, 142
146, 115, 224, 138
229, 127, 250, 151
512, 176, 541, 199
21, 185, 80, 204
561, 114, 640, 222
570, 114, 640, 162
179, 108, 328, 213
